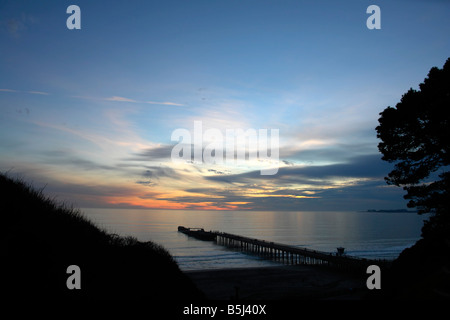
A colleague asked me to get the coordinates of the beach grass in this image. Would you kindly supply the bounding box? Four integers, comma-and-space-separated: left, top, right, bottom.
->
1, 172, 203, 300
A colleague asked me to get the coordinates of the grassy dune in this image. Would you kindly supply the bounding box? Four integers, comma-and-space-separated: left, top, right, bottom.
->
1, 172, 204, 300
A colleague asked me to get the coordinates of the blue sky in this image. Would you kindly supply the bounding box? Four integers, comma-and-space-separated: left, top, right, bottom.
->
1, 0, 449, 211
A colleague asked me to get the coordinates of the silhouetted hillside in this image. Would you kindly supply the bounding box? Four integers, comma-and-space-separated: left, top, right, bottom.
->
1, 172, 204, 300
380, 238, 450, 299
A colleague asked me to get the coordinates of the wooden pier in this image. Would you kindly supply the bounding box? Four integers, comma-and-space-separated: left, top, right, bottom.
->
178, 226, 391, 272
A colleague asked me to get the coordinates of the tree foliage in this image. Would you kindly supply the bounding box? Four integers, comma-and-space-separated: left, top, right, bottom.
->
376, 58, 450, 239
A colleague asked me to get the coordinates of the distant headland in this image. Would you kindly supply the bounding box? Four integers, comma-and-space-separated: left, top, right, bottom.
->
362, 209, 418, 213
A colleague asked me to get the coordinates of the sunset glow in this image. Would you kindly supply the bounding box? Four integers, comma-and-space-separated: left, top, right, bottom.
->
1, 0, 449, 211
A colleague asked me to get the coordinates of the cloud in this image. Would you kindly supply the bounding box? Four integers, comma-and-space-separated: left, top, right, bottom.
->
156, 188, 253, 209
146, 101, 184, 106
39, 150, 180, 183
28, 91, 49, 95
137, 191, 166, 199
33, 121, 120, 151
135, 180, 155, 187
128, 145, 174, 161
0, 88, 19, 93
174, 153, 407, 211
1, 168, 142, 208
103, 96, 184, 106
105, 96, 137, 102
280, 141, 377, 164
40, 150, 116, 171
208, 169, 228, 175
206, 154, 392, 184
171, 176, 407, 211
138, 166, 178, 181
0, 88, 49, 95
69, 95, 184, 106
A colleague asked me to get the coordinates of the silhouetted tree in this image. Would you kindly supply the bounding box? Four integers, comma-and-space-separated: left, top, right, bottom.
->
376, 58, 450, 240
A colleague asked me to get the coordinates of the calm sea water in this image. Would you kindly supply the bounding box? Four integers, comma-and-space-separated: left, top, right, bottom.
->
81, 209, 427, 271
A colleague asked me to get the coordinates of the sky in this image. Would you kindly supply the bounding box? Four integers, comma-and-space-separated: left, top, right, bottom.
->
1, 0, 449, 211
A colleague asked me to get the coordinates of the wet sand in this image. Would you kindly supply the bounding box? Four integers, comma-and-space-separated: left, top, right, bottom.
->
184, 265, 368, 300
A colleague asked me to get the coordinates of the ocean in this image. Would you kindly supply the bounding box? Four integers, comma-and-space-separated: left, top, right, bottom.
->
81, 208, 427, 271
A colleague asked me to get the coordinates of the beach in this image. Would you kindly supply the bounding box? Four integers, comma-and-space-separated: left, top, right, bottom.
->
184, 265, 368, 300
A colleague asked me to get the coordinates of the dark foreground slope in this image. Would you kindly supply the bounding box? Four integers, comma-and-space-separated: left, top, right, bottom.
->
1, 173, 204, 300
378, 237, 450, 299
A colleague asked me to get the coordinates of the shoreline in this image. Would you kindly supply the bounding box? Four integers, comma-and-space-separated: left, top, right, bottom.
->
184, 265, 369, 300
